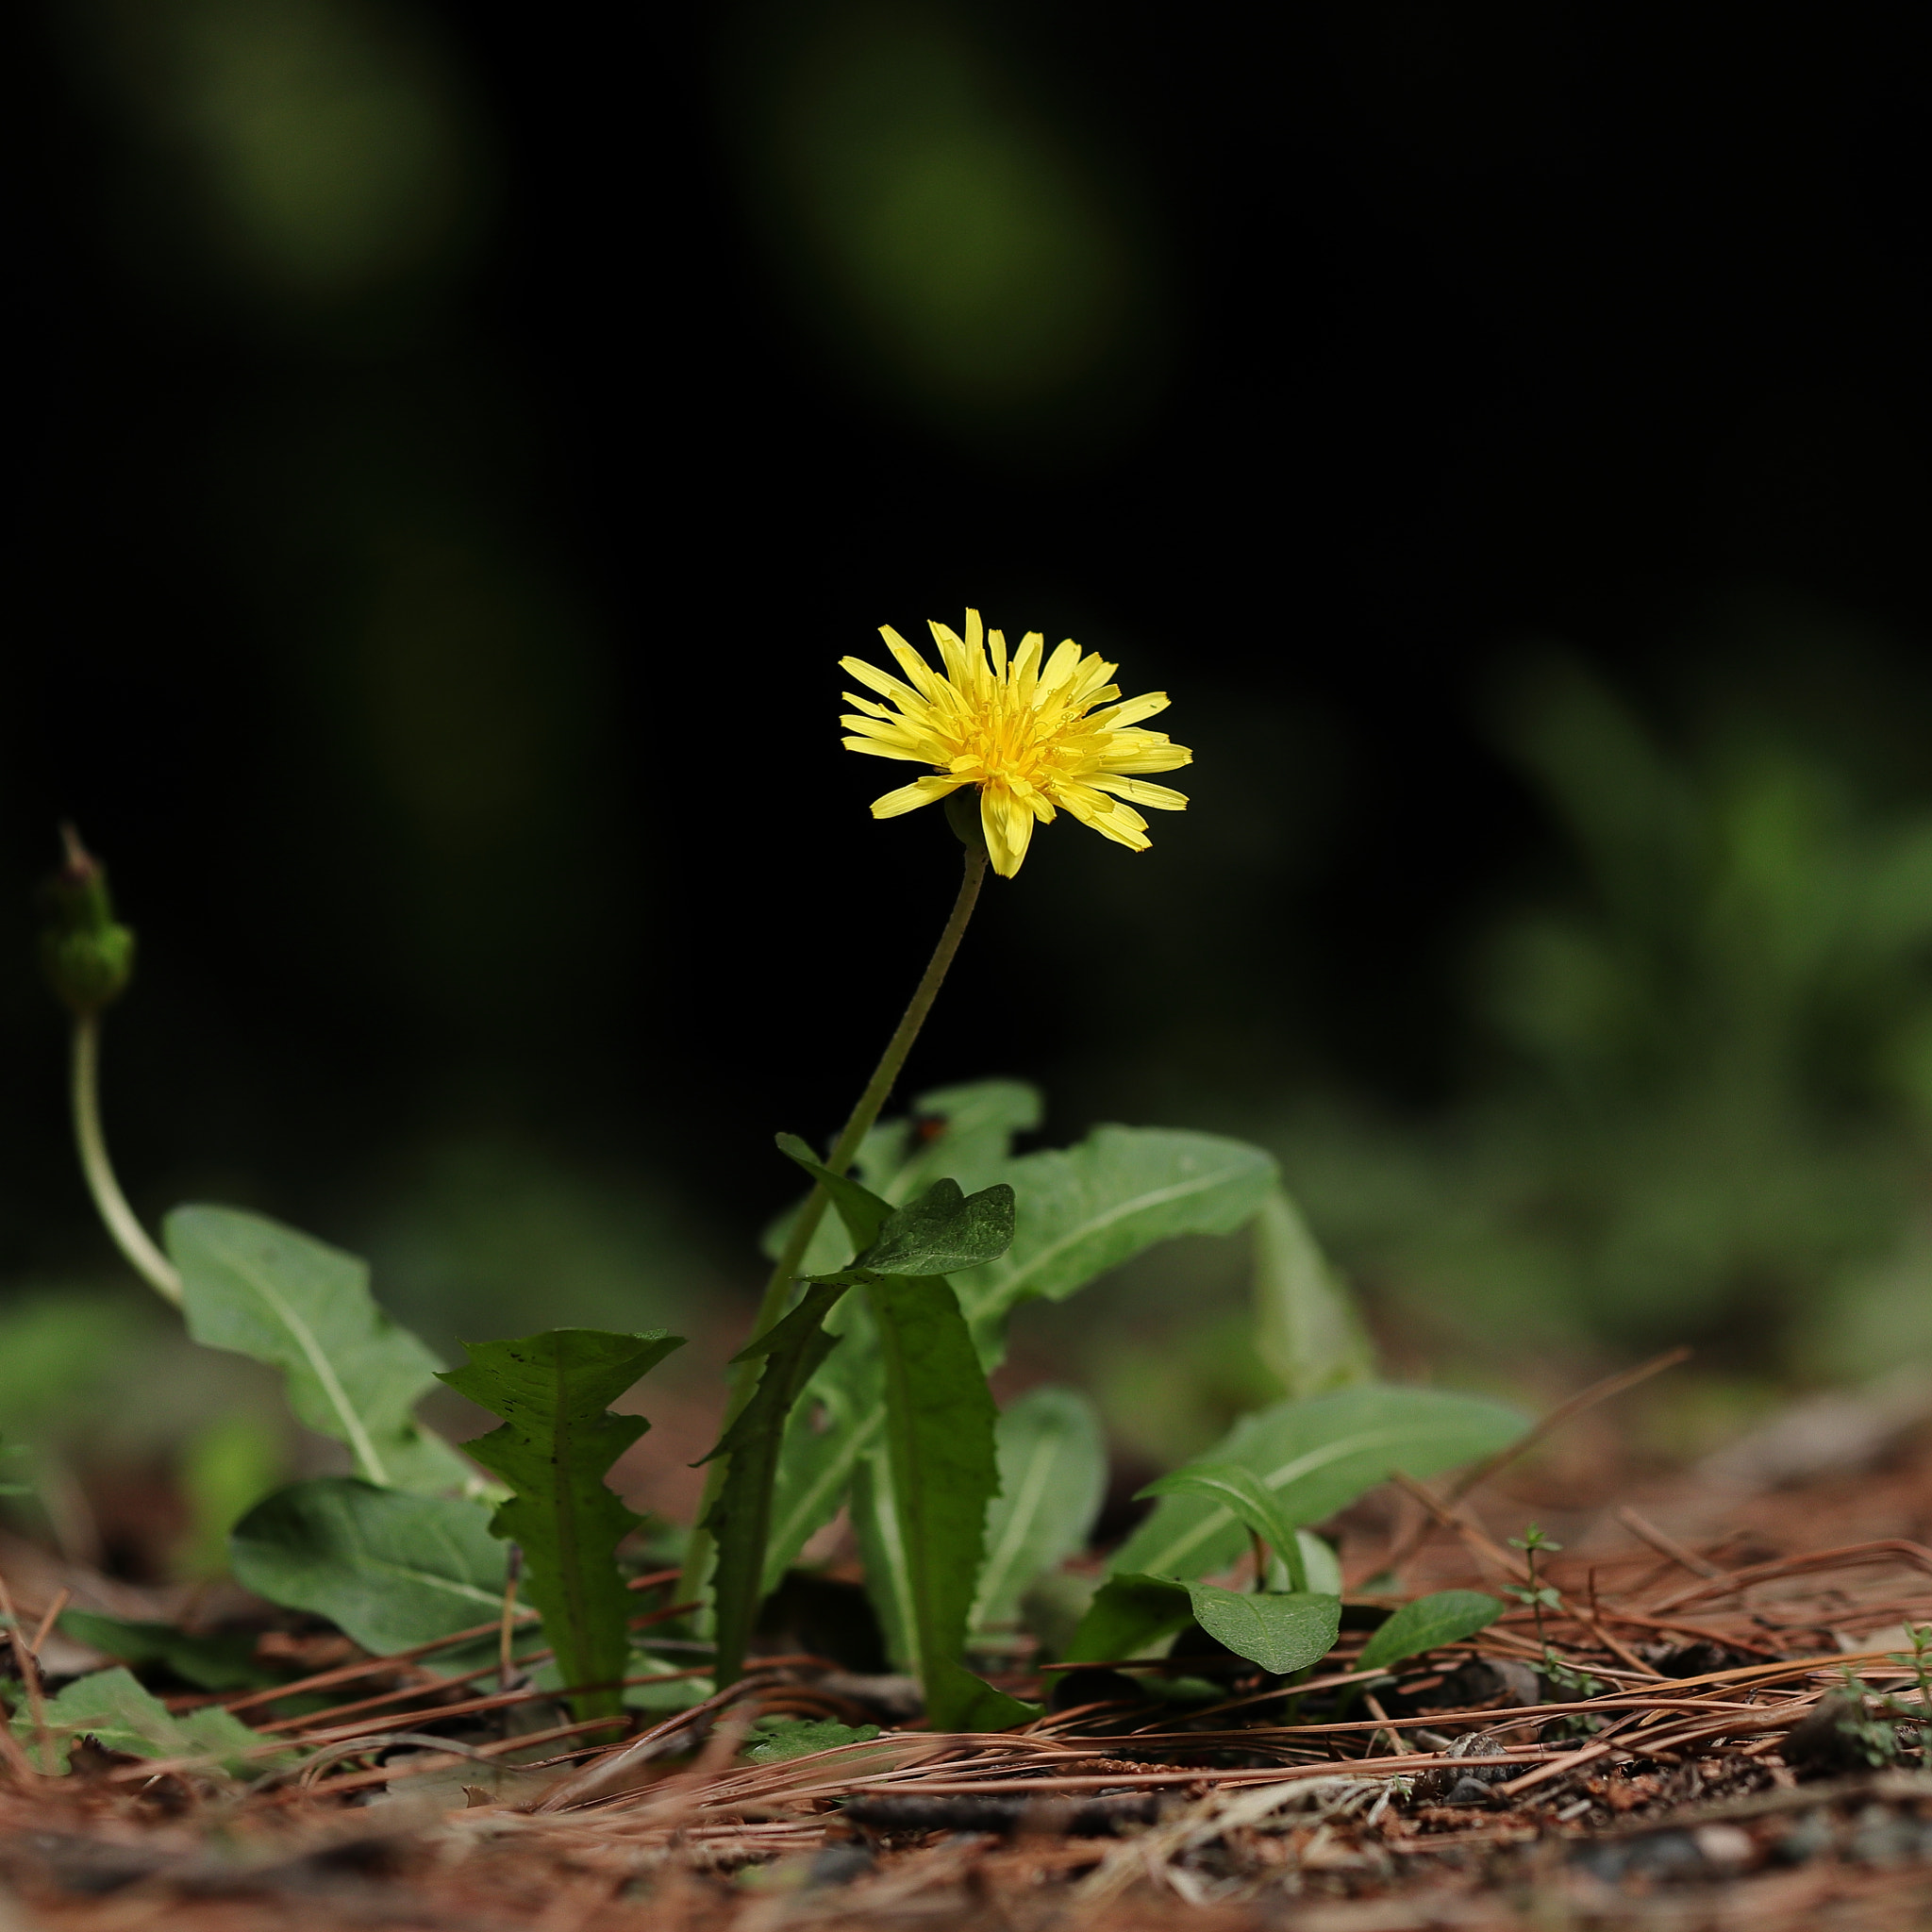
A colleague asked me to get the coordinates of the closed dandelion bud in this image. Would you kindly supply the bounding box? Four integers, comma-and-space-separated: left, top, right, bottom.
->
39, 824, 137, 1017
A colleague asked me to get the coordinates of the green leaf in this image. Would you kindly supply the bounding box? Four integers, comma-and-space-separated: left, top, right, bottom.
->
1355, 1591, 1507, 1674
165, 1206, 469, 1493
974, 1386, 1107, 1630
1252, 1190, 1376, 1397
854, 1179, 1016, 1277
13, 1667, 280, 1775
1061, 1572, 1195, 1663
439, 1328, 684, 1722
850, 1442, 914, 1669
58, 1611, 282, 1692
868, 1274, 1000, 1707
745, 1715, 881, 1762
1187, 1587, 1341, 1675
768, 1082, 1041, 1275
1138, 1461, 1307, 1582
699, 1283, 851, 1687
859, 1081, 1045, 1199
229, 1476, 508, 1656
1112, 1386, 1527, 1582
775, 1135, 896, 1253
924, 1657, 1042, 1732
956, 1127, 1279, 1361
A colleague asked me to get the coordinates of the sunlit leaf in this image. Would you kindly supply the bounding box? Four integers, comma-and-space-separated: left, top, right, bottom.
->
1355, 1591, 1506, 1674
1187, 1587, 1341, 1675
1112, 1386, 1526, 1582
958, 1127, 1278, 1360
974, 1386, 1106, 1630
1252, 1189, 1375, 1397
166, 1207, 469, 1493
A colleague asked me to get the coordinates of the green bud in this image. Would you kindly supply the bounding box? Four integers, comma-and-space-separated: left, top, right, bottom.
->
38, 824, 137, 1017
942, 785, 990, 859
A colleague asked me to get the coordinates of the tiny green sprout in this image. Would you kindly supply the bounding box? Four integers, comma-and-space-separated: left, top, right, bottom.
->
1884, 1624, 1932, 1724
37, 825, 136, 1017
1508, 1523, 1564, 1646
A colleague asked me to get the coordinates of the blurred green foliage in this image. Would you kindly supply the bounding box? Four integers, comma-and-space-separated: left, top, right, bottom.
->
1280, 656, 1932, 1377
70, 0, 484, 315
725, 0, 1157, 441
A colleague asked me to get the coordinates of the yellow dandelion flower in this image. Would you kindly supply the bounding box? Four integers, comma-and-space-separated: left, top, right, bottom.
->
841, 608, 1192, 877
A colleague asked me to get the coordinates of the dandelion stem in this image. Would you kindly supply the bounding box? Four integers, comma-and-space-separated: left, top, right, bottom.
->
679, 845, 989, 1615
71, 1014, 181, 1306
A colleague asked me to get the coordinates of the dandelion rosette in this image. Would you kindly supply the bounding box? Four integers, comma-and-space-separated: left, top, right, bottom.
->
841, 609, 1192, 877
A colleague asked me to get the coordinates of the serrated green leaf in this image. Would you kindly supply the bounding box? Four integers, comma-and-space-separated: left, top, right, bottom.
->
868, 1274, 999, 1710
58, 1611, 281, 1691
165, 1206, 468, 1493
700, 1284, 850, 1687
1187, 1587, 1341, 1675
13, 1666, 282, 1774
229, 1476, 507, 1656
957, 1128, 1279, 1361
854, 1178, 1016, 1277
774, 1136, 896, 1254
974, 1387, 1107, 1630
1061, 1572, 1195, 1662
1252, 1190, 1376, 1397
439, 1328, 683, 1722
1113, 1386, 1527, 1582
1355, 1591, 1506, 1674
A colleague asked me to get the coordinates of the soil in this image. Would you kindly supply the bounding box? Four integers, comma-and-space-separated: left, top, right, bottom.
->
9, 1393, 1932, 1930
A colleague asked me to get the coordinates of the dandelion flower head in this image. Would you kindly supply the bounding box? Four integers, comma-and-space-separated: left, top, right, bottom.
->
841, 609, 1191, 877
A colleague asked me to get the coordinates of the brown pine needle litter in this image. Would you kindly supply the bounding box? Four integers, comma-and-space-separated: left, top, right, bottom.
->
15, 1430, 1932, 1929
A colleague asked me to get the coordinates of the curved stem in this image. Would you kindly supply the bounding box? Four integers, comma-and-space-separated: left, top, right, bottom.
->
71, 1015, 182, 1307
679, 846, 989, 1613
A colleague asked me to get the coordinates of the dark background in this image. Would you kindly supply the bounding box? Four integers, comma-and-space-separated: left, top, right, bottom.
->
8, 0, 1932, 1377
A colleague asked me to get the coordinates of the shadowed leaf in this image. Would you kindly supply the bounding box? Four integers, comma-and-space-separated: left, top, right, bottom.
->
439, 1328, 684, 1723
229, 1477, 507, 1657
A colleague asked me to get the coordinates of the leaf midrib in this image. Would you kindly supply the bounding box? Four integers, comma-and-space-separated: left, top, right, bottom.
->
205, 1224, 388, 1486
968, 1157, 1262, 1315
1121, 1424, 1453, 1577
974, 1420, 1065, 1627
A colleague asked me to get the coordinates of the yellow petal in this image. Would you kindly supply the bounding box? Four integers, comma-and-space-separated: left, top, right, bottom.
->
1090, 774, 1190, 811
1090, 691, 1170, 729
841, 655, 929, 715
883, 630, 946, 703
843, 737, 938, 762
871, 774, 965, 818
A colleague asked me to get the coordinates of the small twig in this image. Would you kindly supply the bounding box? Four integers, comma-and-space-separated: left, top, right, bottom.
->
0, 1569, 54, 1774
1372, 1348, 1690, 1583
28, 1587, 71, 1658
1617, 1506, 1729, 1580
